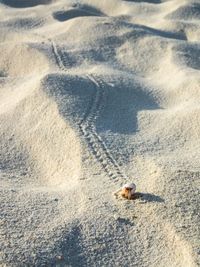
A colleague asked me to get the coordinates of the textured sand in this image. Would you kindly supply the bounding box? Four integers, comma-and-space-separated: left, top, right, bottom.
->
0, 0, 200, 266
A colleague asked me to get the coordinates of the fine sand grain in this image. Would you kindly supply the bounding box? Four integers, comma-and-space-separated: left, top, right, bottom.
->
0, 0, 200, 266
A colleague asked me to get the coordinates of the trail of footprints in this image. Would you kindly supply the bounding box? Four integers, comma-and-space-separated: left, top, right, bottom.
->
51, 41, 128, 183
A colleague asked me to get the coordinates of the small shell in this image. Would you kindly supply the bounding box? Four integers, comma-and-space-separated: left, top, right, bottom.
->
114, 182, 136, 200
122, 183, 136, 193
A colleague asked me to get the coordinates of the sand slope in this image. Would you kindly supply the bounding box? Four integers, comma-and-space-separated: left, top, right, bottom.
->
0, 0, 199, 266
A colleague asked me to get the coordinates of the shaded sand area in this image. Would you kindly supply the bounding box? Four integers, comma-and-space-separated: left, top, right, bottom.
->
0, 0, 200, 266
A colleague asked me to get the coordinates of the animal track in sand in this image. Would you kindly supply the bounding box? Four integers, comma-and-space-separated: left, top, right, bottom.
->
53, 5, 104, 22
50, 39, 162, 184
79, 74, 129, 182
2, 0, 54, 8
50, 41, 129, 184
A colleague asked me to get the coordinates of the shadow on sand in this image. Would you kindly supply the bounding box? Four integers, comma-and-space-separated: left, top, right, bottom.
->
133, 192, 165, 203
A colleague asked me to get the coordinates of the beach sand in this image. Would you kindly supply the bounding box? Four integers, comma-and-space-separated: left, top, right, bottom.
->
0, 0, 199, 266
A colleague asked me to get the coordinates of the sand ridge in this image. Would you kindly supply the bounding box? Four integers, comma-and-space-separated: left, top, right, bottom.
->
0, 0, 200, 266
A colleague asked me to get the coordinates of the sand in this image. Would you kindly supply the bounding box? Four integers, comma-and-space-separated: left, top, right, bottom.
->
0, 0, 199, 266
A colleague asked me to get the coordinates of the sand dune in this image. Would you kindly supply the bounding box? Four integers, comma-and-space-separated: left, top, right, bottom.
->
0, 0, 199, 266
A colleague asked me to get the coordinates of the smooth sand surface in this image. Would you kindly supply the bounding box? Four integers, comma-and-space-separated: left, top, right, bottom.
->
0, 0, 200, 266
